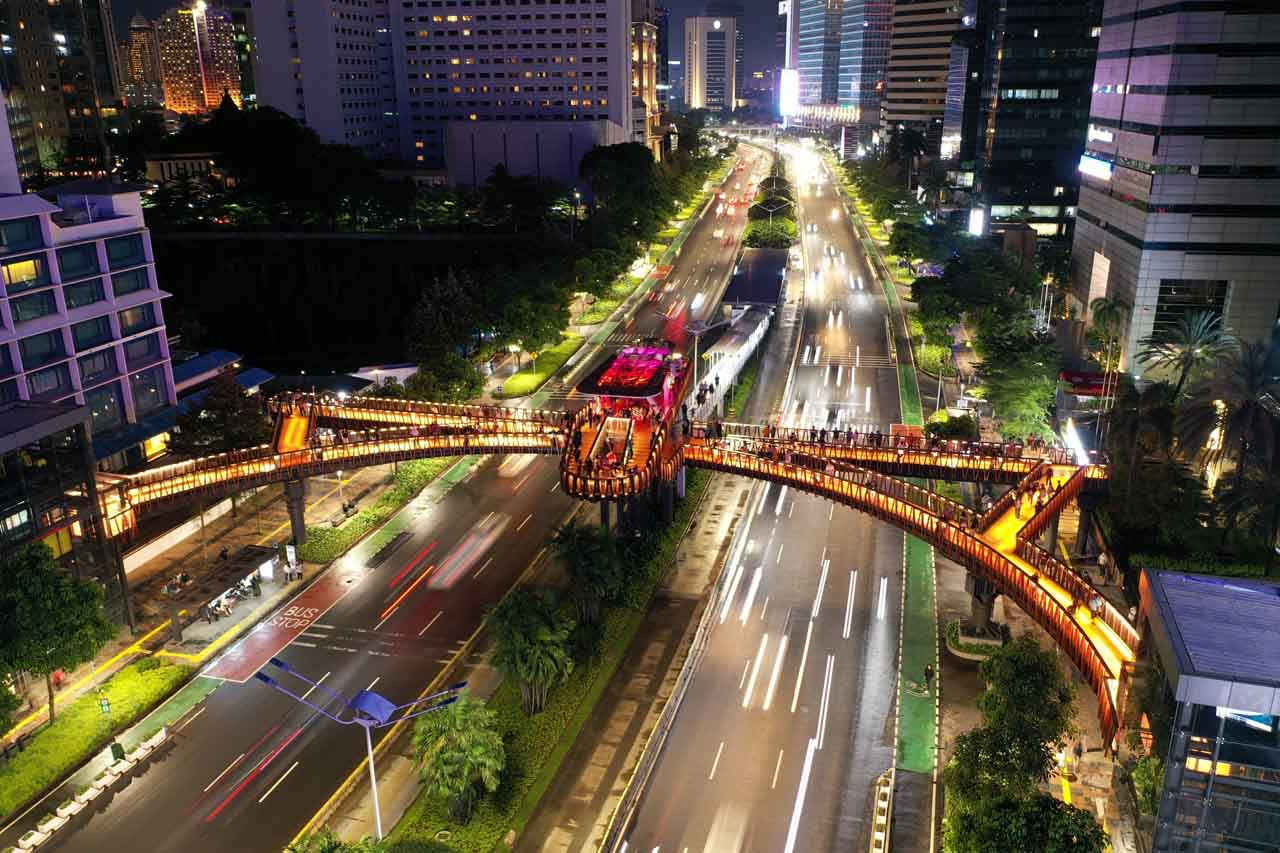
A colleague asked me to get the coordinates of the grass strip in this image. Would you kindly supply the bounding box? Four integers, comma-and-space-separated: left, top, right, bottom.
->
0, 660, 193, 822
297, 457, 458, 564
493, 334, 584, 399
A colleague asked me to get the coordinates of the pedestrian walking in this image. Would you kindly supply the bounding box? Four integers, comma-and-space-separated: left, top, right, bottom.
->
924, 664, 934, 689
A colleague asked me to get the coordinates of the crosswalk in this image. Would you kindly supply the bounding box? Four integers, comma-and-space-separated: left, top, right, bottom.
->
807, 354, 898, 369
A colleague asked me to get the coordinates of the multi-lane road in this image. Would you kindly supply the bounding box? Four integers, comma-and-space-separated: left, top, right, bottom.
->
623, 141, 906, 853
5, 146, 772, 853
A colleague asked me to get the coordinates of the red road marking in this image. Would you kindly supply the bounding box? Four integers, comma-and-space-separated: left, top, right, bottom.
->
204, 569, 355, 683
205, 725, 305, 822
387, 540, 436, 589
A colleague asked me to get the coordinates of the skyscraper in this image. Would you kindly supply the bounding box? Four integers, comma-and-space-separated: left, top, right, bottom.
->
656, 5, 671, 109
157, 1, 242, 116
0, 0, 120, 177
253, 0, 633, 186
632, 0, 662, 156
795, 0, 843, 106
705, 0, 745, 109
125, 15, 165, 108
1070, 0, 1280, 370
880, 0, 960, 152
227, 0, 256, 106
685, 16, 737, 113
837, 0, 891, 146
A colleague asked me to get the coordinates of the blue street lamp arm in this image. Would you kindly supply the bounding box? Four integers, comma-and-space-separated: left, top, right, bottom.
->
253, 672, 358, 724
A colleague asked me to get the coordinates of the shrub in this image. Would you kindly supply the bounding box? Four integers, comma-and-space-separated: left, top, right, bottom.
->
1132, 755, 1164, 815
1131, 552, 1266, 578
0, 660, 191, 821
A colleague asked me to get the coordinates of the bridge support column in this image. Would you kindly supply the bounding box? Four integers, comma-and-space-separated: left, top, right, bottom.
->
1040, 512, 1060, 555
676, 465, 686, 500
285, 479, 308, 546
1073, 494, 1101, 558
964, 574, 1001, 636
601, 499, 611, 532
662, 483, 675, 523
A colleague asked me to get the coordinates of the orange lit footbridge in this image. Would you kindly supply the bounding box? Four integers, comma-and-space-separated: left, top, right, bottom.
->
99, 393, 1134, 744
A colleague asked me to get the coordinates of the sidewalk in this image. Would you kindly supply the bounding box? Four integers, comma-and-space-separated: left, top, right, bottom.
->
3, 463, 395, 746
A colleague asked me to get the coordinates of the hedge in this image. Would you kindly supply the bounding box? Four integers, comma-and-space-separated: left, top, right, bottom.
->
1131, 552, 1267, 578
297, 457, 458, 564
945, 620, 1001, 658
0, 659, 192, 822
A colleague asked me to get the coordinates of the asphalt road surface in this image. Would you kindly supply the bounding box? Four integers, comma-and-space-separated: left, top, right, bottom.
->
623, 141, 905, 853
13, 146, 772, 853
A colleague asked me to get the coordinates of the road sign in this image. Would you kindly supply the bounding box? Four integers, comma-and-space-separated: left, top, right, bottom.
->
99, 697, 110, 716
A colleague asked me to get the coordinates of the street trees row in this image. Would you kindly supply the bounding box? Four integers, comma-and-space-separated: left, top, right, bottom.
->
943, 637, 1108, 853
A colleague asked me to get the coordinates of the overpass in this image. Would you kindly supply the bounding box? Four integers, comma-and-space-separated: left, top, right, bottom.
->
99, 392, 1134, 745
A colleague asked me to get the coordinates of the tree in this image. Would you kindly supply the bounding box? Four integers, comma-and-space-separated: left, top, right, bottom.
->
1178, 341, 1280, 479
412, 693, 505, 824
978, 636, 1076, 750
0, 680, 20, 735
1136, 311, 1237, 401
1088, 296, 1128, 372
944, 723, 1056, 803
0, 544, 116, 722
918, 164, 948, 216
404, 354, 484, 404
1107, 458, 1211, 558
168, 371, 272, 459
1106, 380, 1177, 496
978, 334, 1060, 441
945, 793, 1109, 853
487, 588, 574, 714
553, 522, 626, 624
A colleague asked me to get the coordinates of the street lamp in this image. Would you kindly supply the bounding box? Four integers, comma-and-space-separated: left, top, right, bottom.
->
255, 657, 464, 840
571, 189, 582, 241
336, 470, 346, 506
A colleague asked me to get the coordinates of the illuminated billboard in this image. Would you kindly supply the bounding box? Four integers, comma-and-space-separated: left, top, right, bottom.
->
780, 68, 799, 116
967, 208, 985, 236
1078, 154, 1113, 181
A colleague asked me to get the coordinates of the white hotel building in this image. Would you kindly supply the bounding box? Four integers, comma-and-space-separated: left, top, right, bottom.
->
253, 0, 633, 186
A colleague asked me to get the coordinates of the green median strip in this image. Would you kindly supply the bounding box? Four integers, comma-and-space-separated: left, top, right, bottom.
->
897, 364, 923, 427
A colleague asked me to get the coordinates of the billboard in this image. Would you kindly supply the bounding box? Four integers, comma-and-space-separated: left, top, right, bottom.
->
779, 68, 800, 117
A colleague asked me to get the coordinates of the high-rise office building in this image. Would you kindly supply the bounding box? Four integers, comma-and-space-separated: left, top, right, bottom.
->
253, 0, 633, 185
0, 0, 120, 178
656, 5, 671, 109
795, 0, 843, 106
227, 0, 256, 106
1070, 0, 1280, 369
124, 15, 165, 108
684, 16, 737, 113
881, 0, 960, 152
837, 0, 891, 146
157, 1, 243, 116
705, 0, 745, 109
632, 0, 662, 156
942, 0, 1101, 239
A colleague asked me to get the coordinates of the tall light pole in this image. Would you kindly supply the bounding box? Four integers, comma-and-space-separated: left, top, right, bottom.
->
255, 657, 464, 840
571, 189, 582, 241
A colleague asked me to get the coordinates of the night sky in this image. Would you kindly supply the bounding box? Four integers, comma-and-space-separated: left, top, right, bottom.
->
115, 0, 779, 72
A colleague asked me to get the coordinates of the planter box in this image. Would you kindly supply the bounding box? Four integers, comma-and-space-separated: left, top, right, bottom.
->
144, 727, 168, 751
16, 828, 49, 850
74, 787, 98, 806
35, 814, 66, 834
55, 799, 85, 819
109, 759, 134, 776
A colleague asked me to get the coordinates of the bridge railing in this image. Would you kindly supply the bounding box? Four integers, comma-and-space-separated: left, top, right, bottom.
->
682, 443, 1122, 745
560, 410, 669, 500
270, 393, 567, 426
977, 462, 1051, 530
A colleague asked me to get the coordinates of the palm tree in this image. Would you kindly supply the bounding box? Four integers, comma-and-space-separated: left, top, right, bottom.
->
488, 589, 574, 714
1135, 311, 1237, 402
1106, 380, 1177, 496
918, 166, 948, 217
1178, 341, 1280, 484
553, 522, 626, 624
412, 693, 505, 824
1089, 297, 1129, 439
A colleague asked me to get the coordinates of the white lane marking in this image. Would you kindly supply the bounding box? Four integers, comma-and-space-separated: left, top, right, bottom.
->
719, 559, 748, 624
205, 753, 246, 793
856, 344, 860, 367
740, 567, 763, 625
473, 556, 493, 579
708, 741, 726, 780
814, 345, 822, 364
373, 612, 393, 632
836, 364, 843, 387
291, 641, 318, 648
366, 676, 381, 692
791, 621, 815, 714
824, 365, 830, 387
801, 345, 811, 365
816, 655, 835, 749
850, 367, 857, 397
257, 760, 300, 804
844, 571, 858, 639
762, 635, 790, 711
865, 386, 872, 413
300, 671, 330, 702
829, 503, 835, 521
418, 610, 444, 637
742, 634, 770, 709
178, 707, 206, 732
811, 559, 830, 620
776, 542, 785, 564
516, 513, 533, 532
789, 502, 795, 518
760, 596, 770, 621
774, 485, 788, 516
739, 658, 751, 689
783, 738, 819, 853
772, 749, 785, 789
549, 480, 560, 492
878, 576, 888, 620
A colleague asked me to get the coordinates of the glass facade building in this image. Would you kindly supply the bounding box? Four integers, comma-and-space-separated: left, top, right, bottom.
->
837, 0, 892, 146
796, 0, 843, 106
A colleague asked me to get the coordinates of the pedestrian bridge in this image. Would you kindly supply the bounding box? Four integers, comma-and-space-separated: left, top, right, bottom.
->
100, 393, 1132, 745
